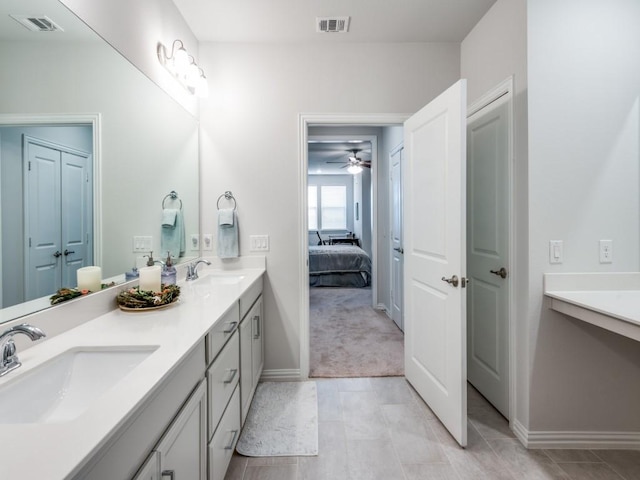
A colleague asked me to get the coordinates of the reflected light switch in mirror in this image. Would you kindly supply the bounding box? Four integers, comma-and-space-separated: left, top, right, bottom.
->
202, 234, 213, 251
190, 234, 200, 250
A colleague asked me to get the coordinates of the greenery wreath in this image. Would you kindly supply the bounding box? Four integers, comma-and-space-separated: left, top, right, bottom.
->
50, 282, 116, 305
116, 284, 181, 309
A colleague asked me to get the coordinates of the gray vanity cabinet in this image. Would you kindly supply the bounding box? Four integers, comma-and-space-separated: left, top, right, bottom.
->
239, 294, 263, 424
134, 380, 207, 480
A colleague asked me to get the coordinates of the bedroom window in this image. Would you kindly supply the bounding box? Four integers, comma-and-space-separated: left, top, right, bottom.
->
308, 185, 347, 231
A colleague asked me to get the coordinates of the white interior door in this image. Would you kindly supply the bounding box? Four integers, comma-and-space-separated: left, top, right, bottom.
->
25, 139, 62, 300
390, 145, 404, 331
61, 150, 92, 288
404, 80, 468, 447
467, 94, 510, 418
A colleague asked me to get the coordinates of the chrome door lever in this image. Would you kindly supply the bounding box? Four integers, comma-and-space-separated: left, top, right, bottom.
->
441, 275, 459, 287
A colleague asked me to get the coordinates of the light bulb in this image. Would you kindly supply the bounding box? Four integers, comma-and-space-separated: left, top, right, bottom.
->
173, 44, 189, 73
347, 165, 363, 174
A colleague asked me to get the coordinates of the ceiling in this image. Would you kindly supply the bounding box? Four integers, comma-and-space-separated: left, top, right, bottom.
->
173, 0, 497, 44
308, 140, 371, 175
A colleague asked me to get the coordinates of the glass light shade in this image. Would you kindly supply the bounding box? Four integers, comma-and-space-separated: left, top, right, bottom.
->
347, 164, 363, 174
185, 62, 200, 87
195, 75, 209, 98
173, 46, 189, 73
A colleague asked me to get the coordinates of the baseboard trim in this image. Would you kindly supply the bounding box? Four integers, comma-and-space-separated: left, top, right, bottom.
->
375, 303, 390, 317
512, 420, 640, 449
260, 369, 302, 381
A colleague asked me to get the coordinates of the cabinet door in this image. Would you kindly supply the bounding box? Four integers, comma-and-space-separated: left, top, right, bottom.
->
239, 313, 253, 425
132, 451, 160, 480
157, 380, 207, 480
251, 296, 264, 387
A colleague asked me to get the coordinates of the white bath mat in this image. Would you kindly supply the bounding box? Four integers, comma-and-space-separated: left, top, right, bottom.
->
236, 381, 318, 457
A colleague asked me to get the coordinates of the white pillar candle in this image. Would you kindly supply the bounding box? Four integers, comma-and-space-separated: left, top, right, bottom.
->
77, 266, 102, 292
139, 266, 161, 293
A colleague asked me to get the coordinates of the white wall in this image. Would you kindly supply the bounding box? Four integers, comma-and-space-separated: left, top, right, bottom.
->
527, 0, 640, 435
199, 42, 460, 373
461, 0, 531, 430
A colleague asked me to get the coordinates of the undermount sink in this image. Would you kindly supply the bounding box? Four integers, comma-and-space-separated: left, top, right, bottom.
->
0, 346, 158, 424
200, 273, 245, 285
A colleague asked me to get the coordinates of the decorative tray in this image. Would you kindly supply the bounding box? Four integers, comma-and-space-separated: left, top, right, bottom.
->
116, 284, 181, 311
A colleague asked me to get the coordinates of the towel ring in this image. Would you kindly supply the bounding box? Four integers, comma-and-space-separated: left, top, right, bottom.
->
162, 190, 183, 210
217, 191, 237, 211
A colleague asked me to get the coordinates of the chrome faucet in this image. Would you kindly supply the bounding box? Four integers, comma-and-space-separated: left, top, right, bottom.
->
0, 324, 46, 377
186, 260, 212, 281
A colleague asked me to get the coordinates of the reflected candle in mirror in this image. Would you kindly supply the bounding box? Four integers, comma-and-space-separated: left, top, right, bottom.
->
139, 266, 161, 293
77, 266, 102, 292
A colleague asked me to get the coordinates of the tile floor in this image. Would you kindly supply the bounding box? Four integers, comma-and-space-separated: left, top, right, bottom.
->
224, 377, 640, 480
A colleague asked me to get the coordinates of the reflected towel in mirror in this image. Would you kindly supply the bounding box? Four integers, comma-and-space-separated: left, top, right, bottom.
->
161, 209, 185, 258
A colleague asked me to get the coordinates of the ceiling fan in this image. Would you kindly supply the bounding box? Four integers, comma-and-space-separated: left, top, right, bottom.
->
326, 149, 372, 170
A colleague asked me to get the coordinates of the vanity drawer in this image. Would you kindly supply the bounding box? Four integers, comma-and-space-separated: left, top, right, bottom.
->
239, 276, 263, 319
208, 386, 240, 480
207, 331, 239, 439
206, 302, 240, 366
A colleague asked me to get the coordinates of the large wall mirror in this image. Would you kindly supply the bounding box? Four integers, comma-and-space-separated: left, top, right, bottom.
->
0, 0, 200, 322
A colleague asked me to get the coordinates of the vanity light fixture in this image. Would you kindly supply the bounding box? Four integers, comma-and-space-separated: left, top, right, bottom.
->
157, 39, 208, 97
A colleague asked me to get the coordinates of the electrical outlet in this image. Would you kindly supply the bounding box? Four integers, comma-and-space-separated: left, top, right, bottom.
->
250, 235, 270, 252
599, 239, 613, 264
133, 236, 152, 252
190, 234, 200, 251
202, 234, 213, 251
549, 240, 563, 264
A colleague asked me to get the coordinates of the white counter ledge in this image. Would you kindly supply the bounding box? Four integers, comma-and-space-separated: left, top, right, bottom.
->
544, 272, 640, 342
0, 258, 265, 480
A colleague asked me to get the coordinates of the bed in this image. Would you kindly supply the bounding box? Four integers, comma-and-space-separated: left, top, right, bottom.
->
309, 245, 371, 287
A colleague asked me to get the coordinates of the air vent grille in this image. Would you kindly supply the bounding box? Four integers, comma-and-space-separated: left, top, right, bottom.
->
10, 15, 64, 32
316, 16, 350, 33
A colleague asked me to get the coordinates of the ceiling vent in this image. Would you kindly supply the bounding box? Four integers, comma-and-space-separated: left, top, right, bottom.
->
316, 16, 350, 33
9, 15, 64, 32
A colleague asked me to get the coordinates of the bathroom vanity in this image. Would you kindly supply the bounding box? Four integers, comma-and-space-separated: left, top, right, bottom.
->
0, 258, 265, 480
544, 272, 640, 342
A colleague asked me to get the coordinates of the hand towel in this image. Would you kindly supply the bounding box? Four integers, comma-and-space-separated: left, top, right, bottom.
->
217, 209, 238, 258
218, 208, 234, 227
161, 209, 185, 258
162, 208, 178, 227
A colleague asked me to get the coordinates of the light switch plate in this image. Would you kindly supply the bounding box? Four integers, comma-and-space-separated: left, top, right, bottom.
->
250, 235, 269, 252
202, 234, 213, 251
549, 240, 563, 264
133, 236, 152, 252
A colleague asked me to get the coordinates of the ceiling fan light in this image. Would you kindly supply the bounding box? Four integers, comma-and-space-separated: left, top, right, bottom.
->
347, 164, 363, 174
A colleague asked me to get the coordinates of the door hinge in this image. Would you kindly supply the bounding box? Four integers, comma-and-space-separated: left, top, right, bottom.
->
28, 161, 31, 171
28, 237, 32, 247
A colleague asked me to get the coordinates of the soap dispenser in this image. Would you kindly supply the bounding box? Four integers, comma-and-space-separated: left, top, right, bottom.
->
125, 264, 139, 282
161, 251, 177, 285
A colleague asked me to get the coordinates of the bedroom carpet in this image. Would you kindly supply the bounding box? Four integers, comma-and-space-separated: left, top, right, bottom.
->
236, 382, 318, 457
309, 287, 404, 378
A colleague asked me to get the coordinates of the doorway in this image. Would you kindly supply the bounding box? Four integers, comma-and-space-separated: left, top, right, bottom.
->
300, 117, 408, 378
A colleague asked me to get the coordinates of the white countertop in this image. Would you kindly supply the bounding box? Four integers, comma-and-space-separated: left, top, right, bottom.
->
544, 273, 640, 342
0, 263, 265, 479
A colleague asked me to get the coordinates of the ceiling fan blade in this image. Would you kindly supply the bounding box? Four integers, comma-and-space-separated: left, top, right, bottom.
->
327, 161, 347, 164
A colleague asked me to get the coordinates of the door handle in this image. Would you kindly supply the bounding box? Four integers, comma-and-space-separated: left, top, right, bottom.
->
53, 251, 62, 258
253, 315, 261, 339
393, 247, 404, 254
490, 267, 508, 279
441, 275, 459, 287
63, 249, 75, 256
224, 429, 239, 450
223, 368, 238, 384
161, 470, 175, 480
222, 321, 238, 334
